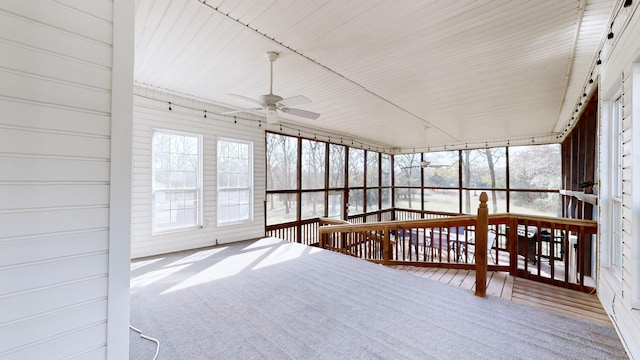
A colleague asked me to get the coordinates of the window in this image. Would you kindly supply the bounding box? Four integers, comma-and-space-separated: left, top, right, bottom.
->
329, 144, 345, 188
348, 148, 365, 187
462, 148, 506, 213
610, 95, 623, 275
301, 139, 325, 189
152, 130, 202, 232
217, 138, 253, 225
267, 133, 297, 190
509, 144, 561, 217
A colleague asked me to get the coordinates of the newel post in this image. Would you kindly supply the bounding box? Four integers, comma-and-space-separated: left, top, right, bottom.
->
475, 192, 488, 297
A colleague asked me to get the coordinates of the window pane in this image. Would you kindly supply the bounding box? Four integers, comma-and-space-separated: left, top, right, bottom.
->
367, 151, 379, 187
267, 133, 297, 190
266, 193, 297, 225
328, 191, 343, 218
217, 139, 253, 224
348, 189, 364, 214
348, 148, 365, 187
301, 192, 325, 219
152, 130, 201, 232
394, 153, 421, 186
301, 139, 326, 189
510, 191, 560, 217
381, 154, 392, 186
395, 188, 421, 209
509, 145, 561, 189
366, 189, 379, 211
153, 190, 199, 230
381, 188, 392, 209
461, 148, 506, 188
423, 151, 458, 187
463, 190, 506, 214
424, 189, 459, 213
329, 144, 345, 188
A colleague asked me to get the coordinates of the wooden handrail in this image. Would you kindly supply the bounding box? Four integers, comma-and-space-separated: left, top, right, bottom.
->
488, 213, 597, 229
318, 217, 351, 226
317, 215, 478, 235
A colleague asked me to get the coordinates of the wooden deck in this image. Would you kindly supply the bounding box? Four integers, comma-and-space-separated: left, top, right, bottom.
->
390, 265, 612, 326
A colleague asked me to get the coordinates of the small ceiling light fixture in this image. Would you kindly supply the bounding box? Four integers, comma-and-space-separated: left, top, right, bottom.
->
168, 102, 172, 111
607, 23, 614, 39
624, 0, 632, 7
589, 78, 594, 84
204, 110, 207, 118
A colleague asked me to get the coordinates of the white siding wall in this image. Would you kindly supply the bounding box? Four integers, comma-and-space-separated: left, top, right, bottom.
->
131, 87, 266, 258
0, 1, 132, 359
598, 2, 640, 358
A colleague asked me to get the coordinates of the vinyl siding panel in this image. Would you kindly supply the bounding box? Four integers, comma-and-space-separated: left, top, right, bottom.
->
131, 86, 266, 258
598, 3, 640, 357
1, 323, 108, 360
0, 0, 116, 358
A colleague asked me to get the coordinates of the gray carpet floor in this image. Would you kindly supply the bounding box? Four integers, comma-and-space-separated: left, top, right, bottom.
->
129, 237, 628, 359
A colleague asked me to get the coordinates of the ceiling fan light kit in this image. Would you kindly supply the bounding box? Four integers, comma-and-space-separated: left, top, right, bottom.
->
225, 51, 320, 124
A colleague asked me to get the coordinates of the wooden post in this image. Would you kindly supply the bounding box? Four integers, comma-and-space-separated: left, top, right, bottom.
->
508, 217, 518, 276
318, 228, 325, 249
383, 226, 390, 265
475, 192, 488, 297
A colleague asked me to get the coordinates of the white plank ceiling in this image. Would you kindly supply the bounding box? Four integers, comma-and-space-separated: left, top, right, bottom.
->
134, 0, 615, 151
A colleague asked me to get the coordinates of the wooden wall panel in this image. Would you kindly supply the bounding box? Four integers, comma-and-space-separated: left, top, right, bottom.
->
131, 86, 267, 258
0, 0, 116, 357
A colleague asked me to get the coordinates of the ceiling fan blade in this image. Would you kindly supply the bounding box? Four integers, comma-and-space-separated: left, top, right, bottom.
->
280, 107, 320, 120
226, 93, 265, 107
277, 95, 311, 108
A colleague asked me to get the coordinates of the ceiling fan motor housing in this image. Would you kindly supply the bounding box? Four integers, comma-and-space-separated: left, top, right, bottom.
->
259, 93, 283, 105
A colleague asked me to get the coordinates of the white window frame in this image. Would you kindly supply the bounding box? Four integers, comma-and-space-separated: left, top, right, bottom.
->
151, 129, 203, 233
610, 93, 623, 277
217, 138, 254, 225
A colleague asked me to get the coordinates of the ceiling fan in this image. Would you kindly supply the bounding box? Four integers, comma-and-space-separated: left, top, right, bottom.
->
225, 51, 320, 124
402, 161, 453, 169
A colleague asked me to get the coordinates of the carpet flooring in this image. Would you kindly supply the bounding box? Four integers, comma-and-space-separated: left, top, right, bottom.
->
129, 238, 628, 359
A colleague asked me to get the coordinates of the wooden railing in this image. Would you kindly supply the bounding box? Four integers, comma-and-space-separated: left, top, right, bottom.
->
316, 194, 598, 293
266, 199, 597, 292
489, 213, 598, 292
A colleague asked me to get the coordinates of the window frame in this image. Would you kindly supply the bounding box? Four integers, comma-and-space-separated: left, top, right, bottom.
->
610, 93, 623, 277
217, 137, 254, 226
151, 129, 203, 234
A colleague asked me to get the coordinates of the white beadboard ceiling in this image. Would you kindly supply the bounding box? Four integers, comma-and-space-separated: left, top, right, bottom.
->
134, 0, 614, 151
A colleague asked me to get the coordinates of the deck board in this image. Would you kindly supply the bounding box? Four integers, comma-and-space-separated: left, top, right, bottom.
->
389, 265, 612, 327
